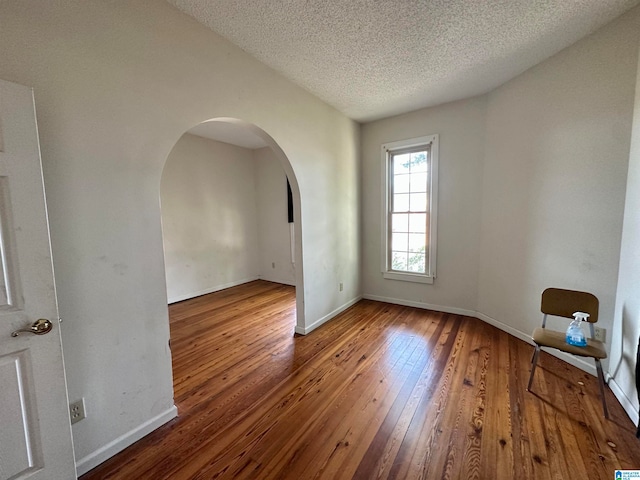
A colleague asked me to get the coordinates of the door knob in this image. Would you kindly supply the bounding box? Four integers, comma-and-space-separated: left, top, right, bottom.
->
11, 318, 53, 337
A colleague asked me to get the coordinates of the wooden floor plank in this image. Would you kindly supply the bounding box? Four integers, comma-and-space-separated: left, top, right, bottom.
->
480, 324, 514, 480
80, 280, 640, 480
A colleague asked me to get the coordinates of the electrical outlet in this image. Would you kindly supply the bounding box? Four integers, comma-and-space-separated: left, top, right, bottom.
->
272, 262, 275, 269
70, 398, 86, 425
339, 282, 343, 292
594, 327, 606, 343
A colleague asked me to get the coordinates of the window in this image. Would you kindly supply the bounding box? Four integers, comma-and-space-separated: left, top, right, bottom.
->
381, 135, 438, 284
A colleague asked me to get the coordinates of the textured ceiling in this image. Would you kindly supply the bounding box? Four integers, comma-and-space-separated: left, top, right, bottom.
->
168, 0, 640, 122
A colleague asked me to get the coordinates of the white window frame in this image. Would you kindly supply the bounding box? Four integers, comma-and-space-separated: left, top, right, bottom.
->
381, 134, 438, 284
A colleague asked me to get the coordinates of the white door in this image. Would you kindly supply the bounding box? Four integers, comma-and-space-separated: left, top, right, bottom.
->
0, 80, 76, 479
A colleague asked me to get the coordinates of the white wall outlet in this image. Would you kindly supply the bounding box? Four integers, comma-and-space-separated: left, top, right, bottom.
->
339, 282, 343, 292
70, 398, 86, 425
594, 327, 606, 343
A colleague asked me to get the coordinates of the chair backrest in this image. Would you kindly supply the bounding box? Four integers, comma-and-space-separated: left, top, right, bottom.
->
541, 288, 599, 323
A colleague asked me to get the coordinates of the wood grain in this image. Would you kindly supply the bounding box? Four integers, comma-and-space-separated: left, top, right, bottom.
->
80, 280, 640, 480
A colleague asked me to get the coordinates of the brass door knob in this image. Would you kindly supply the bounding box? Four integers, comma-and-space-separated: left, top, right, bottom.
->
11, 318, 53, 337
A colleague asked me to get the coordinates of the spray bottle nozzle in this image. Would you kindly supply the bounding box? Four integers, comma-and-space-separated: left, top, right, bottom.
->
573, 311, 590, 322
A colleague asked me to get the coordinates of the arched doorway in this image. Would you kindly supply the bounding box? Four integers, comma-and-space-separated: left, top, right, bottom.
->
161, 117, 304, 327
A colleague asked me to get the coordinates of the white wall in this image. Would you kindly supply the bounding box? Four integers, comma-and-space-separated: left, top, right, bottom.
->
161, 134, 260, 303
0, 0, 360, 473
361, 96, 487, 313
255, 147, 296, 286
477, 9, 640, 374
610, 46, 640, 425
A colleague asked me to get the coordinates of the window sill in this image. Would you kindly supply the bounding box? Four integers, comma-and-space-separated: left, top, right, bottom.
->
383, 271, 434, 284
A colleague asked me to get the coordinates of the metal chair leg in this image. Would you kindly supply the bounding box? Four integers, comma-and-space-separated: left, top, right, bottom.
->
527, 345, 541, 391
530, 348, 536, 363
595, 359, 609, 419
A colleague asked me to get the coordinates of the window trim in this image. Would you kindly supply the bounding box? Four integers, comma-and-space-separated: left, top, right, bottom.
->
381, 134, 438, 284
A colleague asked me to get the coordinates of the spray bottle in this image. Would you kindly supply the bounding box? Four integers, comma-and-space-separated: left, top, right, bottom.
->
566, 311, 589, 347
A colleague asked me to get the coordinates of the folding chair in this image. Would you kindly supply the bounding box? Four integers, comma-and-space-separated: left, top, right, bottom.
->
527, 287, 608, 418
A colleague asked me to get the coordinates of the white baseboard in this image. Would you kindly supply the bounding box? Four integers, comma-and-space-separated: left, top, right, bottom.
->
295, 295, 362, 335
607, 375, 639, 426
75, 405, 178, 476
257, 274, 296, 287
362, 294, 476, 317
167, 277, 259, 304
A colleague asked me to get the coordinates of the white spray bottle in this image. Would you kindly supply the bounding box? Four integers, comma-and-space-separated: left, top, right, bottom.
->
566, 311, 589, 347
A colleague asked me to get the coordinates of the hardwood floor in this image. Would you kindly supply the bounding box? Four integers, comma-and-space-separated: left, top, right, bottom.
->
81, 280, 640, 479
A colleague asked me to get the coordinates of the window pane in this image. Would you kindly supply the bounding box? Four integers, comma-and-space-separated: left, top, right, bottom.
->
407, 253, 426, 273
410, 172, 427, 193
408, 213, 426, 233
392, 213, 408, 232
409, 193, 427, 211
393, 194, 410, 212
394, 174, 410, 193
408, 233, 425, 252
392, 233, 408, 252
393, 154, 411, 175
391, 251, 408, 271
410, 152, 428, 172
